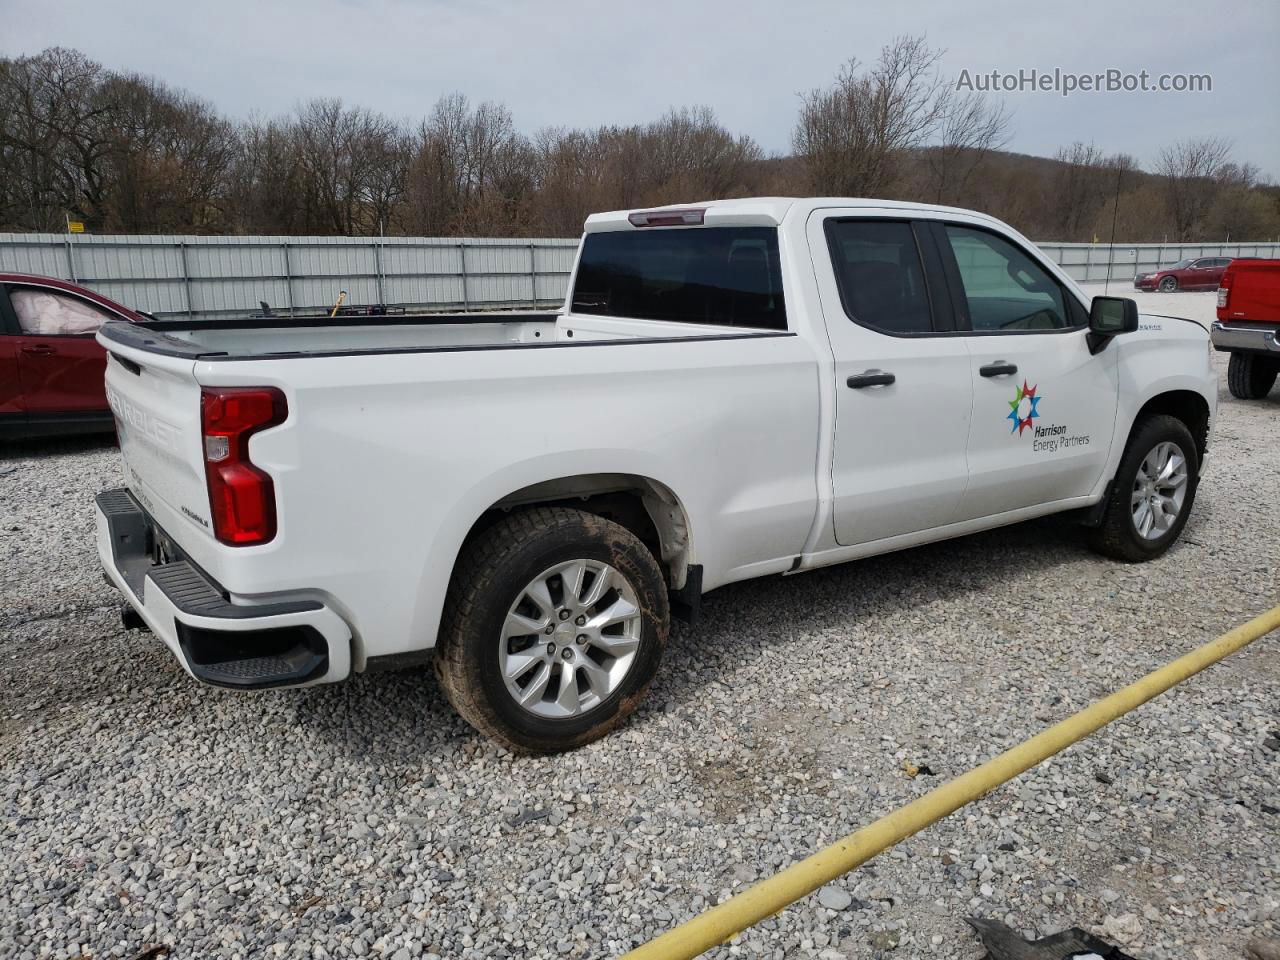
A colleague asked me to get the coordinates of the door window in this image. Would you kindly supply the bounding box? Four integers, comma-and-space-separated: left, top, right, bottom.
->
825, 220, 933, 334
944, 226, 1070, 332
11, 289, 113, 336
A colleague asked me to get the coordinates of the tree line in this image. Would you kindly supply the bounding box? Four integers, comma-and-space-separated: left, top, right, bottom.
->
2, 41, 1276, 242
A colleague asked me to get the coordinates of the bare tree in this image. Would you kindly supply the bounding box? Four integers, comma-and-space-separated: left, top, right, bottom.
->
101, 73, 237, 232
290, 98, 408, 235
922, 91, 1010, 204
794, 36, 951, 197
0, 48, 117, 230
1049, 142, 1112, 240
1155, 136, 1233, 241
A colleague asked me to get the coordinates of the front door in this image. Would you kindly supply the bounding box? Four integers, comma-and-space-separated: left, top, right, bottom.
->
809, 214, 973, 546
5, 285, 113, 415
934, 224, 1119, 520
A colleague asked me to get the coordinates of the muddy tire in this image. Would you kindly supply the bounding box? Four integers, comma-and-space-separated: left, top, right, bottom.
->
435, 506, 668, 753
1088, 415, 1199, 563
1227, 352, 1278, 400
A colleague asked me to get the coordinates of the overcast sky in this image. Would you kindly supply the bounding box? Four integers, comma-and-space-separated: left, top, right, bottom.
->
4, 0, 1277, 177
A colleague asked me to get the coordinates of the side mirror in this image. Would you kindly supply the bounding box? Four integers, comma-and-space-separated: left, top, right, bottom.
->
1087, 296, 1139, 353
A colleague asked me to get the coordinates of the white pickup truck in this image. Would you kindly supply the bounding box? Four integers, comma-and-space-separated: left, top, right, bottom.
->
96, 198, 1216, 752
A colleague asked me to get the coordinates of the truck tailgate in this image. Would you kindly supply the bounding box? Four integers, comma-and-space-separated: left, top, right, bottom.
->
102, 342, 213, 541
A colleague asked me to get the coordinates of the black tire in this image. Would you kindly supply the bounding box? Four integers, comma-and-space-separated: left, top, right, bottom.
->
1088, 414, 1199, 562
1227, 352, 1278, 400
1159, 276, 1178, 292
435, 506, 669, 753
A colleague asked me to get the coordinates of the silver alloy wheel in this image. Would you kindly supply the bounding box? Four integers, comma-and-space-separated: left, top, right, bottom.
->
1130, 440, 1189, 540
498, 559, 643, 719
1159, 276, 1177, 292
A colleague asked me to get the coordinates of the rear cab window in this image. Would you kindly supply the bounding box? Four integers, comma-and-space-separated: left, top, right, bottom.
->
571, 227, 787, 330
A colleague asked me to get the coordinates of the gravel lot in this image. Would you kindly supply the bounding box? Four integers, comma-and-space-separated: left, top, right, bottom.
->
2, 288, 1277, 960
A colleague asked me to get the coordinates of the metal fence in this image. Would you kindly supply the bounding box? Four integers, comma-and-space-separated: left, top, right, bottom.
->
0, 233, 580, 320
0, 232, 1275, 321
1036, 241, 1280, 284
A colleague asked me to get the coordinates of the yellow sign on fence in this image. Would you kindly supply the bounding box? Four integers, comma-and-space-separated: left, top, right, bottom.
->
67, 221, 85, 234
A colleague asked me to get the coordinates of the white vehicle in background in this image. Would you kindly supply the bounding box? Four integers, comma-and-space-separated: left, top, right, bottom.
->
95, 198, 1216, 752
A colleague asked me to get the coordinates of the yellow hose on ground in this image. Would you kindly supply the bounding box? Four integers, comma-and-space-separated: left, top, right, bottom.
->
621, 603, 1280, 960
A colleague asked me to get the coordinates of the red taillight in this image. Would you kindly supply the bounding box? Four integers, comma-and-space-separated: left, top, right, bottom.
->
628, 208, 705, 227
200, 387, 287, 545
1217, 271, 1232, 309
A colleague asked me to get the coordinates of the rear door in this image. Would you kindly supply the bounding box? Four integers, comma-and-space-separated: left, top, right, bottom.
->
1208, 258, 1230, 287
4, 284, 116, 414
933, 221, 1119, 520
808, 212, 973, 546
1189, 258, 1217, 290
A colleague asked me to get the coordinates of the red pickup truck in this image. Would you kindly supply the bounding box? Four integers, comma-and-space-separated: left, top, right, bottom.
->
1211, 259, 1280, 399
0, 274, 151, 439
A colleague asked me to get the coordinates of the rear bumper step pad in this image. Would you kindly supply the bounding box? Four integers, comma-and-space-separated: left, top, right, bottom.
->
97, 488, 331, 689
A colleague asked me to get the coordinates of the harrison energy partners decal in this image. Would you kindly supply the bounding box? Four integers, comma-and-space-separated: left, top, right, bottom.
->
1007, 380, 1090, 453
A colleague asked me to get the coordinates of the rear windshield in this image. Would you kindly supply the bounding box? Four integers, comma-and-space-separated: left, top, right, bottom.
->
570, 227, 787, 330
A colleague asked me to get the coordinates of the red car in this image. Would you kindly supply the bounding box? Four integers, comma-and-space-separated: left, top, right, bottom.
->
1133, 256, 1234, 292
0, 274, 151, 439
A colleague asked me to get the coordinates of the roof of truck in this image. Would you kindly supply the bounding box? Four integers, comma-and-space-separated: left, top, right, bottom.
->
583, 196, 1004, 232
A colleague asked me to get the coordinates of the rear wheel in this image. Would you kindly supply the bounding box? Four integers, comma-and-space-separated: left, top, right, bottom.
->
1158, 276, 1178, 292
1088, 415, 1199, 562
1227, 353, 1278, 400
435, 506, 668, 753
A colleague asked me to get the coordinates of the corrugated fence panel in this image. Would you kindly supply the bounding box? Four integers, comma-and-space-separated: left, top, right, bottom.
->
0, 233, 1272, 320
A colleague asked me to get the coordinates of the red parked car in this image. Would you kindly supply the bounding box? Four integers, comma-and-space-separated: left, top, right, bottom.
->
0, 273, 151, 439
1211, 259, 1280, 399
1133, 256, 1235, 292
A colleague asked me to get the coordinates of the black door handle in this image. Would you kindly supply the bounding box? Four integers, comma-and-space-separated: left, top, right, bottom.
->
847, 370, 896, 388
21, 344, 56, 356
979, 361, 1017, 378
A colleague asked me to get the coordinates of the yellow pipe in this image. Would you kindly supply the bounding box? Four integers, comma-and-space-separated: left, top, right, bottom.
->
622, 603, 1280, 960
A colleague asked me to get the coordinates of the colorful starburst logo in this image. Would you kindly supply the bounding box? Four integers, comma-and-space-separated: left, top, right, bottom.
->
1007, 380, 1041, 436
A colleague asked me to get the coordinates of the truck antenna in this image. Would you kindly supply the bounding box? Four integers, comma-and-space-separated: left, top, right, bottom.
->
1105, 163, 1123, 296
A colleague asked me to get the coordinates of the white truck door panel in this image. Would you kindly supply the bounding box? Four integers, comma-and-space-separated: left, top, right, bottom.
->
935, 222, 1119, 519
961, 331, 1118, 518
808, 213, 972, 546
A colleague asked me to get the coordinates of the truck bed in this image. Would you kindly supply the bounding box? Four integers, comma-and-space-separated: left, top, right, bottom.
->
97, 311, 776, 361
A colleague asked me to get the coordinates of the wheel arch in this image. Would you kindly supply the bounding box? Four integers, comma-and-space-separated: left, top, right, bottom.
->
1131, 389, 1211, 466
459, 473, 694, 591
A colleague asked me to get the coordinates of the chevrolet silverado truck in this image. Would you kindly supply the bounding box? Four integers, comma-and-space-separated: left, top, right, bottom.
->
1211, 258, 1280, 400
95, 198, 1217, 752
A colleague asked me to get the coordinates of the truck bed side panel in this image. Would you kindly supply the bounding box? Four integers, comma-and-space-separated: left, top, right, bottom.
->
115, 332, 822, 664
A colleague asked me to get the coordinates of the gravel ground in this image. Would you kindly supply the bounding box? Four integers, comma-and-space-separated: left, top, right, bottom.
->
2, 288, 1277, 960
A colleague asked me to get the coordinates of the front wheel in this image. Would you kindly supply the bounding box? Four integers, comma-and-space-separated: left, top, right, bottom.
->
435, 506, 669, 753
1158, 276, 1178, 292
1227, 353, 1279, 400
1088, 415, 1199, 562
